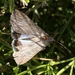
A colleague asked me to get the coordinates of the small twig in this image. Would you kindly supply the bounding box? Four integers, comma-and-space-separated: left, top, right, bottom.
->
1, 32, 10, 35
26, 3, 42, 15
34, 57, 53, 61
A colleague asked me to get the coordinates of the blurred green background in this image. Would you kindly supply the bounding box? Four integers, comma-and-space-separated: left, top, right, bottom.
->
0, 0, 75, 75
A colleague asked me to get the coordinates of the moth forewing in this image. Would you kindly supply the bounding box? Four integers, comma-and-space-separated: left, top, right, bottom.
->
10, 9, 49, 37
10, 9, 50, 65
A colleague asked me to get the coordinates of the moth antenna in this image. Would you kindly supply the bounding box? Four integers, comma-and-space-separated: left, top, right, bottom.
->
54, 40, 72, 54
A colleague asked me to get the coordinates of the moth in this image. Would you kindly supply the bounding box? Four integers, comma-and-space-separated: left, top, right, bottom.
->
10, 9, 54, 65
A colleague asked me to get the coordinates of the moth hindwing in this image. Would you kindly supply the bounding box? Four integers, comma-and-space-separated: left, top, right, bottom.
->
10, 9, 50, 65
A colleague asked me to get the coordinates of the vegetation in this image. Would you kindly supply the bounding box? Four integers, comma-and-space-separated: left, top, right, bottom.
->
0, 0, 75, 75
